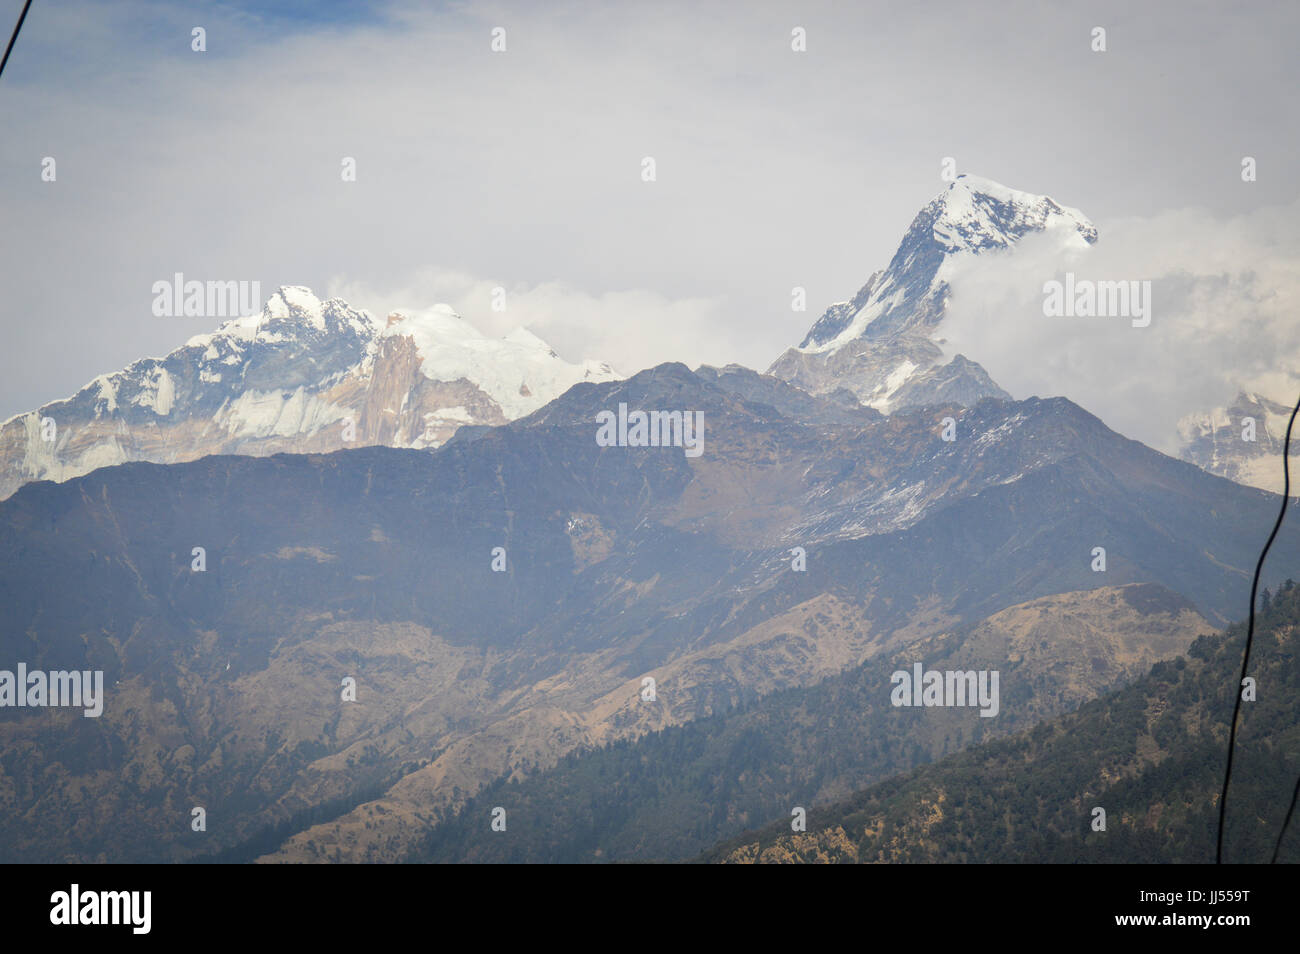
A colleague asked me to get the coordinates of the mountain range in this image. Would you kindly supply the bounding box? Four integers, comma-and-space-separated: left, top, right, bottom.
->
0, 175, 1295, 864
0, 287, 618, 501
1, 175, 1287, 502
0, 358, 1294, 862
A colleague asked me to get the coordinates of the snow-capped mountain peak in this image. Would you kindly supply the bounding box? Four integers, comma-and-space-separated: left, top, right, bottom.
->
184, 286, 379, 353
264, 285, 326, 327
769, 175, 1095, 413
798, 175, 1097, 354
380, 304, 618, 419
0, 287, 620, 499
927, 175, 1097, 254
1177, 390, 1300, 494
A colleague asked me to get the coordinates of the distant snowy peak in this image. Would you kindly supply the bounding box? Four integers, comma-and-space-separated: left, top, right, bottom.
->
1177, 390, 1300, 493
798, 175, 1097, 352
382, 304, 618, 419
0, 286, 620, 499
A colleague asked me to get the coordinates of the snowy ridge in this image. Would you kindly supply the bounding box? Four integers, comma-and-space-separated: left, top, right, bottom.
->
182, 286, 378, 354
0, 285, 621, 499
383, 305, 617, 419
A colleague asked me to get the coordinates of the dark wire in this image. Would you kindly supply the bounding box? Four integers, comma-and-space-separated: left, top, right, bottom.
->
1215, 391, 1300, 863
1273, 774, 1300, 863
0, 0, 33, 81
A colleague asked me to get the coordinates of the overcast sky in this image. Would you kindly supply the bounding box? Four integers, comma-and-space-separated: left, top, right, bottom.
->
2, 0, 1297, 451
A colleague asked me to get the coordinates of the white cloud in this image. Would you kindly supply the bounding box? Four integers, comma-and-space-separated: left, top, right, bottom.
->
327, 269, 731, 377
938, 200, 1300, 452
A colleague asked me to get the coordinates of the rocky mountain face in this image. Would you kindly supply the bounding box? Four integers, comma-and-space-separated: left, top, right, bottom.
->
0, 286, 618, 501
1177, 391, 1299, 494
768, 175, 1096, 411
0, 362, 1293, 863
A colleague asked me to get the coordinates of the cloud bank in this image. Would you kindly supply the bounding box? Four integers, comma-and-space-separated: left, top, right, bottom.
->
327, 270, 731, 378
939, 200, 1300, 453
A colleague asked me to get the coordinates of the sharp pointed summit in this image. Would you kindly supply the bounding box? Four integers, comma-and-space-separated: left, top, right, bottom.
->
769, 175, 1096, 412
